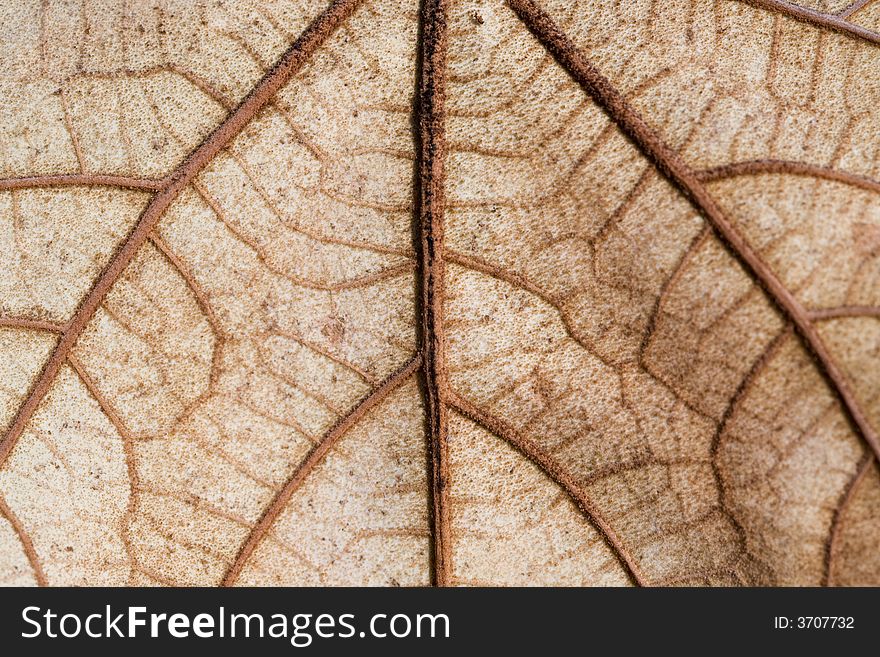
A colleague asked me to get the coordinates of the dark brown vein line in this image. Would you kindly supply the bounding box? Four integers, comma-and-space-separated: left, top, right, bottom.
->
837, 0, 873, 18
67, 352, 142, 578
446, 391, 647, 586
581, 456, 706, 486
67, 353, 134, 443
444, 249, 628, 373
709, 326, 792, 586
263, 329, 378, 384
446, 250, 557, 307
417, 0, 452, 588
59, 88, 85, 173
138, 566, 184, 587
824, 453, 873, 585
808, 305, 880, 320
0, 492, 47, 586
0, 174, 164, 192
0, 0, 362, 470
509, 0, 880, 464
157, 65, 235, 109
148, 233, 225, 338
41, 66, 234, 110
138, 487, 251, 528
737, 0, 880, 43
0, 317, 65, 334
697, 159, 880, 194
221, 354, 421, 587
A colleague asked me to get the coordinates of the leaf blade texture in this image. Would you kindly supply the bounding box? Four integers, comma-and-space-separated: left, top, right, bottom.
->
0, 0, 878, 587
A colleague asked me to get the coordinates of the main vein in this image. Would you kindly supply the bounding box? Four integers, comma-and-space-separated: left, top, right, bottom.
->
417, 0, 453, 587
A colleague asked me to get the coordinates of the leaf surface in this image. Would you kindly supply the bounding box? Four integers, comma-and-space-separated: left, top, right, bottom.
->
0, 0, 878, 586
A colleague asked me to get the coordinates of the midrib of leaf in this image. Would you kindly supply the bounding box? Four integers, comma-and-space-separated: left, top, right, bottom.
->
417, 0, 453, 587
413, 0, 650, 587
3, 0, 878, 589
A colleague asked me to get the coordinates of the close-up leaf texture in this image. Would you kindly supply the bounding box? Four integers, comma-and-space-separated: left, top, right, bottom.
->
0, 0, 879, 587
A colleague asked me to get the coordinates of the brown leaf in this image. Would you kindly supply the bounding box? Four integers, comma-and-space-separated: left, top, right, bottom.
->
0, 0, 878, 587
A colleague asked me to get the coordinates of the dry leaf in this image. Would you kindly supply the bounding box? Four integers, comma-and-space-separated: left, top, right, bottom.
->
0, 0, 878, 587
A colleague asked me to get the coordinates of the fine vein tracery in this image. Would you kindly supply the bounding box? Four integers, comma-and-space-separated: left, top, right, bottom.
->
1, 0, 879, 587
0, 0, 364, 469
508, 0, 880, 465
